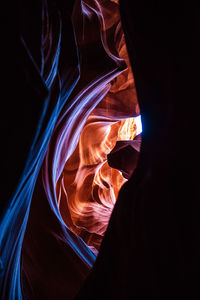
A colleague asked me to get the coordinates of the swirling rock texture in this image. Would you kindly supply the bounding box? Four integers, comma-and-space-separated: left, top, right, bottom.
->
1, 0, 140, 299
0, 0, 199, 300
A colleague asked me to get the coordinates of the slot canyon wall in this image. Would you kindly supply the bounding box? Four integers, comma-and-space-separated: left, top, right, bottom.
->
0, 0, 199, 300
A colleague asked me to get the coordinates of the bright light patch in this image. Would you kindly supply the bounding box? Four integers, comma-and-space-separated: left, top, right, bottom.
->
135, 115, 142, 136
118, 118, 136, 140
117, 115, 142, 141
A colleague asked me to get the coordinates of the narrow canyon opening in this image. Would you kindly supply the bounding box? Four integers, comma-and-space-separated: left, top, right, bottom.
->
55, 0, 142, 254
